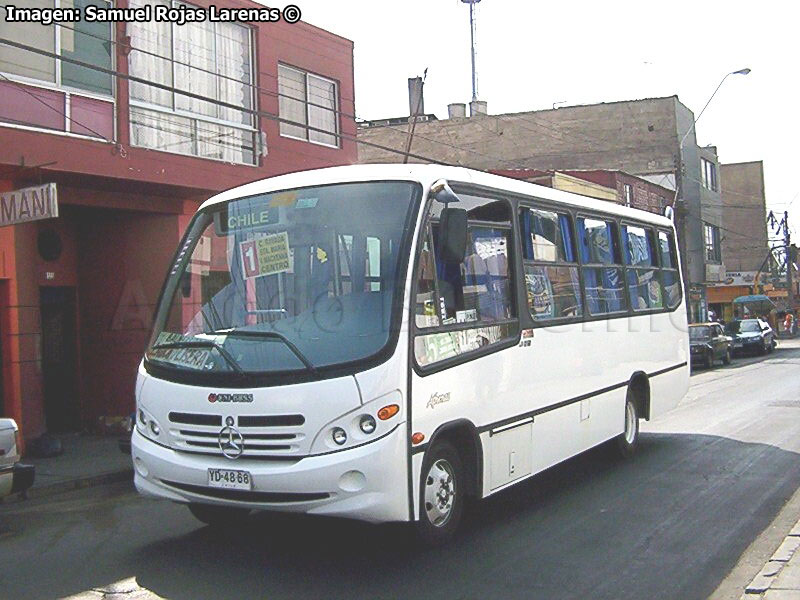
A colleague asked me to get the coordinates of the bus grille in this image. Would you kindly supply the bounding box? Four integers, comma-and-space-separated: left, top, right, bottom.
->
167, 412, 306, 458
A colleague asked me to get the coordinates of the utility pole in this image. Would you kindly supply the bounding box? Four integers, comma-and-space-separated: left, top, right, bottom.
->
462, 0, 481, 102
767, 210, 795, 314
785, 210, 794, 311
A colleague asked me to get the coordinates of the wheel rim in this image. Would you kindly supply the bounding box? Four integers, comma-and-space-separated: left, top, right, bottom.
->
624, 401, 636, 445
424, 458, 456, 528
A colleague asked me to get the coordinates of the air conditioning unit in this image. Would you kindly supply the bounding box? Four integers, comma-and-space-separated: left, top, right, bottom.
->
706, 263, 725, 282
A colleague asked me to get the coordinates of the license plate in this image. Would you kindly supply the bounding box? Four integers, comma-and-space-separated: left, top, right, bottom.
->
208, 468, 252, 490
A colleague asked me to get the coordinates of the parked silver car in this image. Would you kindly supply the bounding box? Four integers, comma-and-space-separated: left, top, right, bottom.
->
0, 419, 35, 498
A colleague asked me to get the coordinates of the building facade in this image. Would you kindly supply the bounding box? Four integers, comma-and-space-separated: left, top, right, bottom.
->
706, 161, 771, 321
359, 96, 724, 322
488, 169, 671, 214
0, 0, 356, 443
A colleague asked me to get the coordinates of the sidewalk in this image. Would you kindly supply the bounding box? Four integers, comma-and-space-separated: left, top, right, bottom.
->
1, 433, 133, 504
742, 519, 800, 599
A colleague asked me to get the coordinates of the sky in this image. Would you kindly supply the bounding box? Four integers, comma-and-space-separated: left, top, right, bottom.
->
281, 0, 799, 240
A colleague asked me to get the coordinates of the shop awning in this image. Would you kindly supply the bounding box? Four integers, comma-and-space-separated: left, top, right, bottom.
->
733, 294, 776, 306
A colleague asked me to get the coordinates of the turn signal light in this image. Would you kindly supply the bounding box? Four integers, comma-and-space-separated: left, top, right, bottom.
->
411, 432, 425, 445
377, 404, 400, 421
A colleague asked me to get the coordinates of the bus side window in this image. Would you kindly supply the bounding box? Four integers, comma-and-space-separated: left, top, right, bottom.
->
519, 207, 582, 321
622, 224, 662, 311
578, 216, 626, 315
658, 230, 681, 309
413, 193, 518, 367
414, 228, 440, 328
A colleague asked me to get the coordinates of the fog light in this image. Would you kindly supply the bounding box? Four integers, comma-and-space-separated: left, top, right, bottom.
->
332, 427, 347, 445
138, 409, 146, 425
359, 415, 376, 434
134, 457, 149, 478
149, 420, 160, 436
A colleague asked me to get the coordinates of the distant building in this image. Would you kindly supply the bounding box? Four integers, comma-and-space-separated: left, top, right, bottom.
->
358, 95, 724, 322
489, 169, 670, 214
706, 161, 771, 321
0, 0, 356, 442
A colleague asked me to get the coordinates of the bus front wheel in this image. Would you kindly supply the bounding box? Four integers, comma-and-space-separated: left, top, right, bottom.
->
416, 441, 465, 545
188, 503, 250, 527
615, 392, 640, 458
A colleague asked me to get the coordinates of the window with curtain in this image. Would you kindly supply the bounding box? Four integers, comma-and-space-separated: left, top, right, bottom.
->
622, 224, 662, 311
658, 230, 682, 309
278, 64, 339, 147
578, 216, 626, 315
0, 0, 112, 94
519, 207, 582, 321
127, 0, 257, 165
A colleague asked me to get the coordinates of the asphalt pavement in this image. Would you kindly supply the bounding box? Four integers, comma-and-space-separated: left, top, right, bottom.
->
1, 341, 800, 600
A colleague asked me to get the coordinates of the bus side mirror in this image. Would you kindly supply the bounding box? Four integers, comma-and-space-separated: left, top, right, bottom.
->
439, 207, 467, 263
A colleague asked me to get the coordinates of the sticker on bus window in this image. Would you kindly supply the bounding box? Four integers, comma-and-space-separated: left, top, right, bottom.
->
150, 332, 211, 370
456, 309, 477, 323
296, 197, 319, 209
474, 237, 506, 260
240, 231, 291, 278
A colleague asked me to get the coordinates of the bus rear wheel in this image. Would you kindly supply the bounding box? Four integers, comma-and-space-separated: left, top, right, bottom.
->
615, 392, 640, 458
188, 503, 250, 527
416, 441, 465, 545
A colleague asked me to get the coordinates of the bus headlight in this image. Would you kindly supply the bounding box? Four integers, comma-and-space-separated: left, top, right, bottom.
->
359, 415, 376, 434
332, 427, 347, 445
136, 406, 162, 441
310, 391, 404, 453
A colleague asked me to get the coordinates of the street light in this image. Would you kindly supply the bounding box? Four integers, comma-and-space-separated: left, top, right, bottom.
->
672, 68, 750, 324
679, 68, 751, 150
673, 67, 751, 204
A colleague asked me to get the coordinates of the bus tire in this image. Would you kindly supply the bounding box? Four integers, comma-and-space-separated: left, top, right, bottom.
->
416, 441, 465, 545
615, 391, 640, 458
188, 503, 250, 527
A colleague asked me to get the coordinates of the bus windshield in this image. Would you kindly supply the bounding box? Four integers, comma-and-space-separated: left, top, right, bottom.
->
146, 181, 420, 378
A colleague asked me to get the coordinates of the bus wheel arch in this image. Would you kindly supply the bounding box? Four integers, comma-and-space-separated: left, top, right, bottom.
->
627, 372, 651, 421
423, 419, 482, 500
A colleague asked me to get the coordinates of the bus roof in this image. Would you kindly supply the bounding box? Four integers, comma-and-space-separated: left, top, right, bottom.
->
200, 164, 675, 227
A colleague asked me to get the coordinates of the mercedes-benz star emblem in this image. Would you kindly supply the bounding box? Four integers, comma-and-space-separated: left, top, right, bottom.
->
218, 425, 244, 459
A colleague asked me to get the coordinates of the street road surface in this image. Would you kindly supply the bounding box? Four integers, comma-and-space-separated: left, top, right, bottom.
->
2, 341, 800, 600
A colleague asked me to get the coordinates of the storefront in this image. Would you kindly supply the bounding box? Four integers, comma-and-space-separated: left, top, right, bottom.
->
705, 271, 761, 323
0, 0, 357, 444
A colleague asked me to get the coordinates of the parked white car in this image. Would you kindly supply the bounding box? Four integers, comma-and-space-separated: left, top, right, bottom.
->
0, 419, 34, 498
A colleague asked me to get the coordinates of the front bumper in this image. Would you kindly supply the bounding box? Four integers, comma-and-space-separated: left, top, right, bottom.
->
132, 425, 409, 524
690, 346, 710, 360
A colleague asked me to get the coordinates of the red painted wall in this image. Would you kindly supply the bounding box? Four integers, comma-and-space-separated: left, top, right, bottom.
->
0, 2, 356, 441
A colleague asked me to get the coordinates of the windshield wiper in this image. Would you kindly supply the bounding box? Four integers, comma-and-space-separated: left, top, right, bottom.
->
150, 340, 246, 376
214, 329, 319, 376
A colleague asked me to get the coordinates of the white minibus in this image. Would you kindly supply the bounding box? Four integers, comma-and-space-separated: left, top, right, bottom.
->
132, 164, 689, 543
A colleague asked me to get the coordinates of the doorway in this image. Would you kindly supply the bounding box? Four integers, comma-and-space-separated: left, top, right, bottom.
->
40, 286, 80, 432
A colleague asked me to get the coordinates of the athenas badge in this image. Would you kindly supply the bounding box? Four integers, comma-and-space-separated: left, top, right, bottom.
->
427, 392, 451, 409
208, 393, 254, 403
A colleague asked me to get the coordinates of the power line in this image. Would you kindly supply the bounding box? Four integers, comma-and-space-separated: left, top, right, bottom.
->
0, 35, 781, 249
0, 36, 451, 166
0, 72, 113, 143
41, 21, 536, 170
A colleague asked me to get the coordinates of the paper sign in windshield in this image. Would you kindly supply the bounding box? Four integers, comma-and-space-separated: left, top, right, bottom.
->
150, 332, 210, 370
240, 231, 291, 278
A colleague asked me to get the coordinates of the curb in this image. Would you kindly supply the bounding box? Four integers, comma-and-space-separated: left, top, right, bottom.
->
742, 519, 800, 598
0, 468, 134, 505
